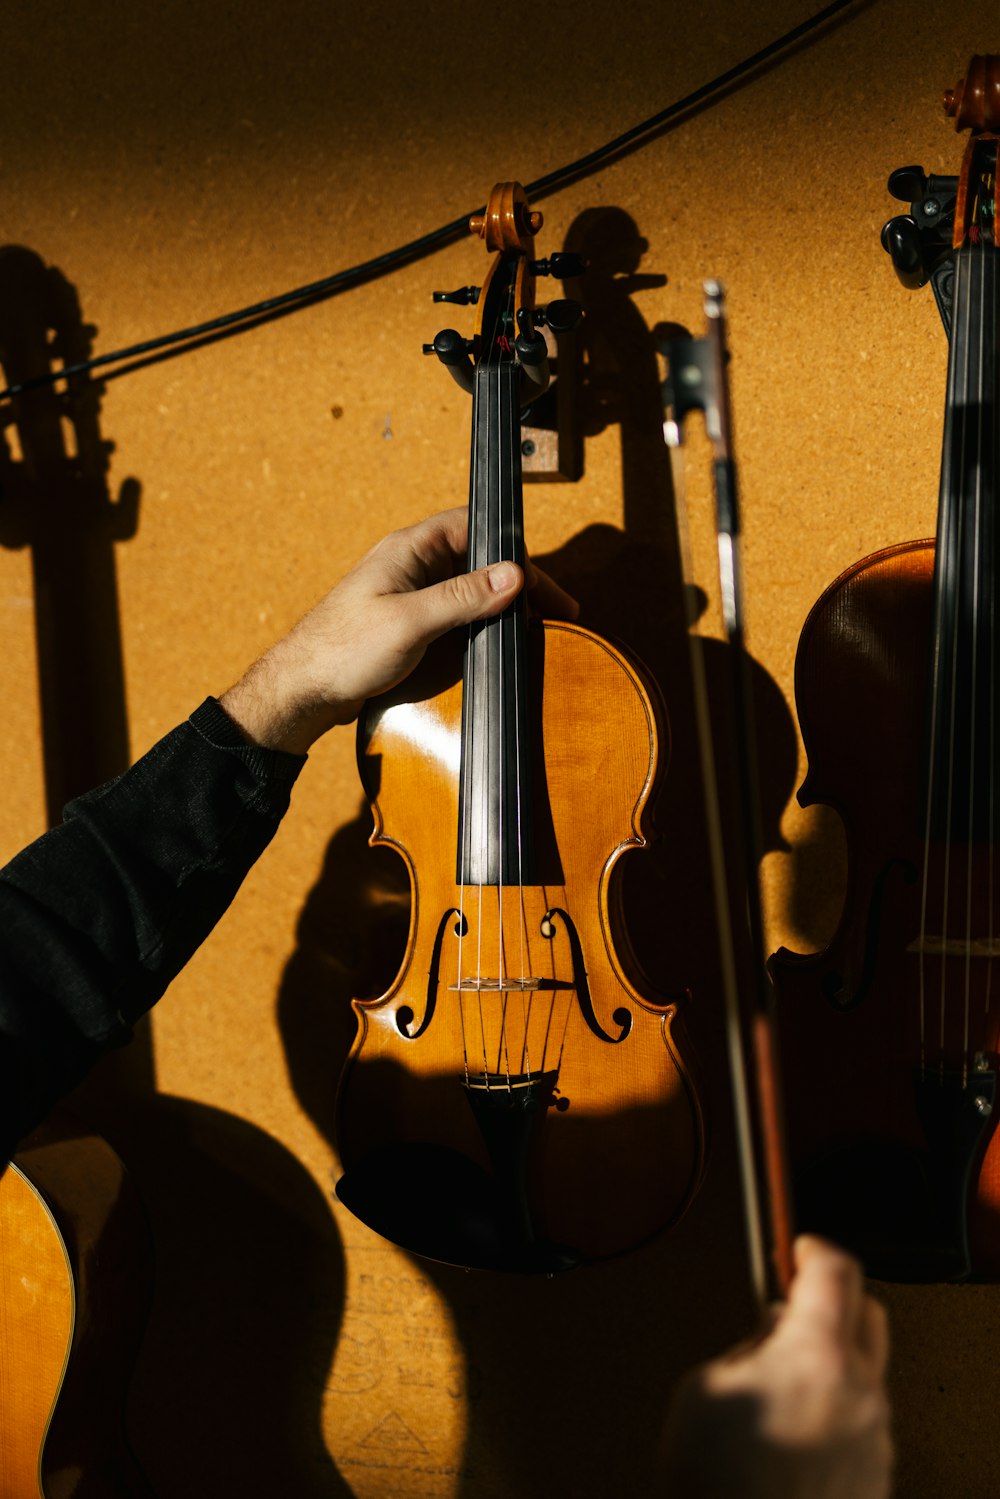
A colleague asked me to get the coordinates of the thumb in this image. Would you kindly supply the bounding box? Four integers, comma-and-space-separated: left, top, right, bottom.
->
405, 560, 524, 643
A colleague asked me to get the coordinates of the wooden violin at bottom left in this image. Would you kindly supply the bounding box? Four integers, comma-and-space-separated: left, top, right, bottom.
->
0, 1115, 154, 1499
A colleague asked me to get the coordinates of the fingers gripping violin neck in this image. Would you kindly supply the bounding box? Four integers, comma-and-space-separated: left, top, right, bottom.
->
774, 58, 1000, 1282
335, 183, 704, 1273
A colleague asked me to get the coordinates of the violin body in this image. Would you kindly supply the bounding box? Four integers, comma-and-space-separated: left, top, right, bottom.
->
777, 542, 1000, 1280
336, 616, 703, 1270
0, 1117, 154, 1497
773, 543, 963, 1272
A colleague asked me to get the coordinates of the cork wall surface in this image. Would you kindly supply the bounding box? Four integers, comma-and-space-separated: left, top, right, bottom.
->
0, 1, 996, 1495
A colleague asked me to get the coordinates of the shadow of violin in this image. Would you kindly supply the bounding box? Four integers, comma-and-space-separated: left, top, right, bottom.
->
0, 248, 351, 1498
122, 1095, 350, 1498
277, 206, 803, 1497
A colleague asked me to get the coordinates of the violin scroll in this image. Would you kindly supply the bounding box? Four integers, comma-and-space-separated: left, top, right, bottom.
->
943, 54, 1000, 132
877, 59, 1000, 321
468, 181, 542, 253
424, 182, 582, 421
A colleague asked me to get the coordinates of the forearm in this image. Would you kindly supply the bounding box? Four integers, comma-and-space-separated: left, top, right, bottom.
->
0, 507, 556, 1163
218, 638, 347, 755
0, 698, 305, 1156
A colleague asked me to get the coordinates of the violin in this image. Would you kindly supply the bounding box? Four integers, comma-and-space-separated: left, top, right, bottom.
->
334, 183, 704, 1272
772, 57, 1000, 1282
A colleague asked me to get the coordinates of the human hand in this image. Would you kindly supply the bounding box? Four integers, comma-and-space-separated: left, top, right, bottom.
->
662, 1236, 892, 1499
219, 507, 578, 754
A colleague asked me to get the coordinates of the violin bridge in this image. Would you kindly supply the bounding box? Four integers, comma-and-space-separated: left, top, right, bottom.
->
447, 977, 576, 991
907, 936, 1000, 956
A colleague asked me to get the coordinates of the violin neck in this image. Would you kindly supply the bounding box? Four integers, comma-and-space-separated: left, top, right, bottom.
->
457, 357, 536, 885
926, 239, 1000, 841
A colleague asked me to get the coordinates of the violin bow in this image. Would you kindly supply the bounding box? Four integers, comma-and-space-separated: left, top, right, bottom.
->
661, 283, 794, 1304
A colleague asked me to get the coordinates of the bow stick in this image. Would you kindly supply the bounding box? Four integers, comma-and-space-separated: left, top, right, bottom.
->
661, 282, 794, 1304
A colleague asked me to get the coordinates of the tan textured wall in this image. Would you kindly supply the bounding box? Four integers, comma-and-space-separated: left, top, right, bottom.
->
0, 2, 996, 1495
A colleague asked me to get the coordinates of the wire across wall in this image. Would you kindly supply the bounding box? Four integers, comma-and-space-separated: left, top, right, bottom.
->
0, 0, 863, 402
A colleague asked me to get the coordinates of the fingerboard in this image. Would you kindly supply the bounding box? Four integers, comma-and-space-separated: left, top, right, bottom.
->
457, 262, 535, 887
925, 234, 1000, 842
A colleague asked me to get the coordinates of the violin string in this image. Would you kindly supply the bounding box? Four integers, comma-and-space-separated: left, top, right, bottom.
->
554, 979, 574, 1070
964, 242, 986, 1081
929, 254, 959, 1079
456, 369, 475, 1085
540, 986, 556, 1075
955, 240, 973, 1070
468, 354, 490, 1084
507, 278, 534, 1081
458, 635, 470, 1083
937, 245, 971, 1075
477, 346, 491, 1084
983, 179, 999, 1043
508, 412, 531, 1080
476, 760, 488, 1081
512, 379, 529, 1081
983, 219, 998, 1033
989, 249, 998, 1025
493, 317, 509, 1086
918, 243, 959, 1078
989, 562, 997, 1019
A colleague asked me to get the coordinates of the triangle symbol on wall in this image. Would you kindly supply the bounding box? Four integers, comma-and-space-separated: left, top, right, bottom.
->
357, 1412, 428, 1455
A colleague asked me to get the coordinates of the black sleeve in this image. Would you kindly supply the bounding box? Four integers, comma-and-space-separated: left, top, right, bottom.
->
0, 697, 307, 1163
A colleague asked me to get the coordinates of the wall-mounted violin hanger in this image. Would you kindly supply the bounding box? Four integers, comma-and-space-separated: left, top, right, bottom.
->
881, 55, 1000, 336
423, 196, 584, 482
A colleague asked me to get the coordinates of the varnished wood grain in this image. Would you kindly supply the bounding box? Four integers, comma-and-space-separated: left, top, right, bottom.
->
0, 1161, 72, 1499
0, 1119, 153, 1499
338, 621, 703, 1264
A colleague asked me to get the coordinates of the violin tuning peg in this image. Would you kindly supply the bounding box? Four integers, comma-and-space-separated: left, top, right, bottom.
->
880, 214, 930, 289
422, 328, 474, 357
888, 165, 928, 203
422, 329, 475, 394
540, 299, 583, 333
515, 309, 548, 367
432, 285, 481, 305
530, 253, 587, 279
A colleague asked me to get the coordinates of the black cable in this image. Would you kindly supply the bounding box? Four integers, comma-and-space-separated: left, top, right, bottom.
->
525, 0, 860, 198
0, 0, 862, 402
